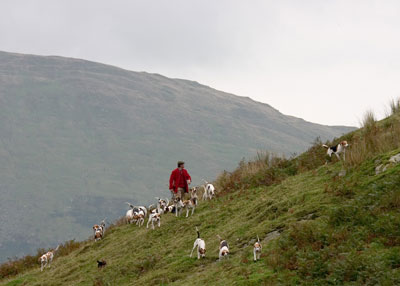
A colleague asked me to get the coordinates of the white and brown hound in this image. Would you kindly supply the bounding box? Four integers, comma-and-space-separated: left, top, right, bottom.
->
125, 203, 148, 224
147, 210, 161, 229
39, 245, 59, 271
323, 140, 349, 161
253, 235, 262, 261
94, 228, 103, 242
132, 209, 145, 227
217, 235, 229, 261
92, 219, 106, 241
190, 227, 206, 259
183, 187, 198, 217
173, 197, 185, 217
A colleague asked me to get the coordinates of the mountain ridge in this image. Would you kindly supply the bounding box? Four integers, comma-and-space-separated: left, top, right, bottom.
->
0, 50, 352, 127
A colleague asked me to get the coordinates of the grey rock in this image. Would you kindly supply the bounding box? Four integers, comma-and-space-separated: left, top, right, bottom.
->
263, 230, 281, 243
389, 153, 400, 164
303, 213, 317, 220
375, 164, 384, 175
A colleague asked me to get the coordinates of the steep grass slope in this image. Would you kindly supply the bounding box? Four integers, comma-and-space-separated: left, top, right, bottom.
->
0, 50, 354, 260
2, 134, 400, 284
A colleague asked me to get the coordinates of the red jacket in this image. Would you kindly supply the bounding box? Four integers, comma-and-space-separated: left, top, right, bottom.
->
169, 168, 191, 193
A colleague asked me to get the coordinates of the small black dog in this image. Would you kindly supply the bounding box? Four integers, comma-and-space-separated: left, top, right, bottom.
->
97, 260, 107, 269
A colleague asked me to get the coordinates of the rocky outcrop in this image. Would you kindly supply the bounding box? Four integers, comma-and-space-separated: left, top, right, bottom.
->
375, 153, 400, 175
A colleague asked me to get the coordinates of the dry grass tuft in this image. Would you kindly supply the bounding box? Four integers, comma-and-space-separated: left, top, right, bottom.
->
215, 138, 332, 194
215, 151, 294, 194
389, 98, 400, 115
360, 110, 377, 134
346, 110, 400, 166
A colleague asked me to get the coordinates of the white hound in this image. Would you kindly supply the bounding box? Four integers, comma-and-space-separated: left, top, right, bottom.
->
190, 227, 206, 259
202, 180, 215, 200
39, 245, 59, 271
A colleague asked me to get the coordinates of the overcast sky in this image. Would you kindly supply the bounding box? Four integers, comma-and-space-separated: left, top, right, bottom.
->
1, 0, 399, 126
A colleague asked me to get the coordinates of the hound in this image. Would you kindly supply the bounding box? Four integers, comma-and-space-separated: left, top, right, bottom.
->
137, 206, 148, 218
146, 210, 161, 229
253, 235, 262, 261
125, 203, 147, 224
217, 235, 229, 261
132, 209, 145, 227
156, 197, 169, 213
190, 187, 198, 205
165, 205, 176, 214
99, 218, 106, 237
94, 228, 103, 242
148, 203, 156, 215
125, 203, 135, 224
97, 260, 107, 269
92, 224, 101, 237
39, 245, 59, 271
323, 141, 349, 162
190, 227, 206, 259
202, 180, 215, 200
148, 197, 169, 217
173, 197, 185, 217
183, 187, 198, 217
92, 218, 106, 240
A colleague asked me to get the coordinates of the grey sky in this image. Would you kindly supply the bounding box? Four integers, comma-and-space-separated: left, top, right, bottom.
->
1, 0, 399, 126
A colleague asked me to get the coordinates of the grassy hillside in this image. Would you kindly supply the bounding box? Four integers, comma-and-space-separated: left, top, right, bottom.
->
0, 50, 354, 261
2, 111, 399, 285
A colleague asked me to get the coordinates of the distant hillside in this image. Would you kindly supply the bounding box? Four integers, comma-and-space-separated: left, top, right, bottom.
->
0, 51, 354, 261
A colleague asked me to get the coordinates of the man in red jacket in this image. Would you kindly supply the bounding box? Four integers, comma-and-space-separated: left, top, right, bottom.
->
169, 161, 191, 199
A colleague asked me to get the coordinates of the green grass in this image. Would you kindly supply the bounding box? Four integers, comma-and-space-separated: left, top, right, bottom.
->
3, 146, 400, 285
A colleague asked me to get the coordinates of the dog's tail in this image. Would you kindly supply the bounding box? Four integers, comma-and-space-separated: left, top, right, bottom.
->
125, 202, 134, 209
257, 235, 260, 243
196, 227, 200, 238
322, 144, 329, 149
217, 234, 222, 241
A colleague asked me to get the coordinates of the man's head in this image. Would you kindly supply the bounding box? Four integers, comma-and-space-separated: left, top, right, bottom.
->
177, 161, 185, 169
